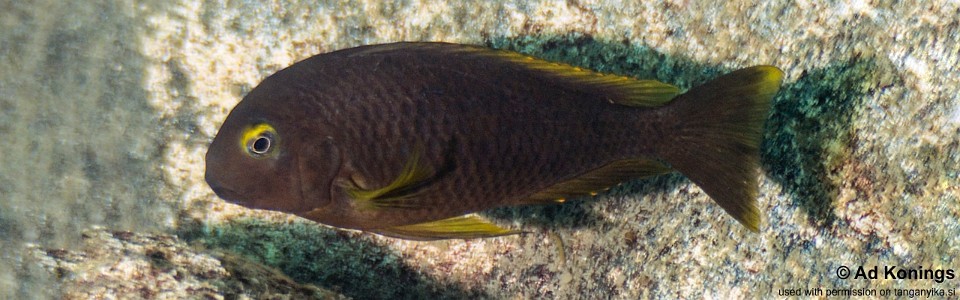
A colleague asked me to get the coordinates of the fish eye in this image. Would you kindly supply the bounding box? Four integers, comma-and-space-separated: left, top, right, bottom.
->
249, 135, 272, 155
240, 123, 279, 158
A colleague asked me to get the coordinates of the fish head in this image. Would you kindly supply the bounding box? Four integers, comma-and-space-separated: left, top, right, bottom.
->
204, 87, 342, 216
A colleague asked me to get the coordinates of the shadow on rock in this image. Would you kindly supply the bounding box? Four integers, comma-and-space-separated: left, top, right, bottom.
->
179, 219, 490, 300
762, 57, 888, 229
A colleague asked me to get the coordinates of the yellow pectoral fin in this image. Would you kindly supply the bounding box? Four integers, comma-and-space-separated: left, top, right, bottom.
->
374, 215, 521, 240
346, 146, 435, 209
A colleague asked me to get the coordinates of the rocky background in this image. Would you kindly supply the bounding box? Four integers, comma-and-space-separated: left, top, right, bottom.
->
1, 0, 957, 299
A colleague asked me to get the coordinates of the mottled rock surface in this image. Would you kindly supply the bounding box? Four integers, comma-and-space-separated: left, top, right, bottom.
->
25, 228, 346, 299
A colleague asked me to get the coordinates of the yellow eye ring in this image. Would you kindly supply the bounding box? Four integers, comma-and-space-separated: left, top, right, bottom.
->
240, 123, 279, 158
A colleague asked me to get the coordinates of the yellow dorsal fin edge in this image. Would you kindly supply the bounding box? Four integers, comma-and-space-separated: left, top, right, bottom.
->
351, 43, 681, 107
476, 48, 681, 107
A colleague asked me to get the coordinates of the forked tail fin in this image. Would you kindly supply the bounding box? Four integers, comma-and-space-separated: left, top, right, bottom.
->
659, 66, 783, 232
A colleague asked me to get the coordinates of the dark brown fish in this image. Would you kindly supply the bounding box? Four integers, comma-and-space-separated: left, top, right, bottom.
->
204, 42, 783, 240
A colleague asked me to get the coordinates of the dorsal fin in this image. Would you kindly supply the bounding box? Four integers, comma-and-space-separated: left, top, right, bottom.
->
479, 50, 680, 107
521, 158, 672, 204
347, 42, 680, 107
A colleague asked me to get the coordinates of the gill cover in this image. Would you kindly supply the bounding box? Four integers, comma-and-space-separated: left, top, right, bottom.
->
298, 137, 342, 213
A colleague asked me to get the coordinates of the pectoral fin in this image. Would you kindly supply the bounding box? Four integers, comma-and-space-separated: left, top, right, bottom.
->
345, 147, 435, 209
374, 215, 520, 240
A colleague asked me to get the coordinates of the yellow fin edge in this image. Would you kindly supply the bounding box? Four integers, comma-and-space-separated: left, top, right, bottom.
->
349, 43, 681, 107
521, 158, 672, 204
375, 215, 520, 240
482, 50, 681, 107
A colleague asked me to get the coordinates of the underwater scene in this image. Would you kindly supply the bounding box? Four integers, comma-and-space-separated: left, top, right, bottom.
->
1, 1, 958, 299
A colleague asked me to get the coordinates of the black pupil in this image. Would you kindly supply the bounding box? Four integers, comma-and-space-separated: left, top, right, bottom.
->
252, 136, 271, 154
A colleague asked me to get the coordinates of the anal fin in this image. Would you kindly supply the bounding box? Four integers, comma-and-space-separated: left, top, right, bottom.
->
374, 215, 520, 240
521, 158, 672, 204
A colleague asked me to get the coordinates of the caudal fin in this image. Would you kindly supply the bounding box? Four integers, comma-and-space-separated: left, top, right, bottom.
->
659, 66, 783, 232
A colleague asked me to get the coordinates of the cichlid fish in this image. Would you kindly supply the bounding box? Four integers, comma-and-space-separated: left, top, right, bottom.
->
204, 42, 783, 240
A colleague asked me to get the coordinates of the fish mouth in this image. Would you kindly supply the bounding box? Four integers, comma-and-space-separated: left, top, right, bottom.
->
208, 183, 242, 204
209, 183, 276, 211
205, 171, 249, 207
